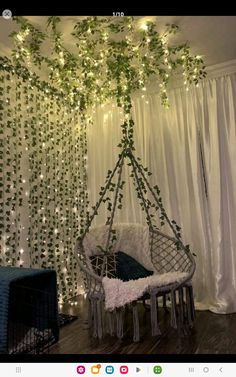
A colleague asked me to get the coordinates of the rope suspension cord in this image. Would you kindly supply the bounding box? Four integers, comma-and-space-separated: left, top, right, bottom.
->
131, 156, 185, 248
100, 152, 125, 277
104, 153, 125, 252
128, 150, 154, 230
79, 149, 125, 243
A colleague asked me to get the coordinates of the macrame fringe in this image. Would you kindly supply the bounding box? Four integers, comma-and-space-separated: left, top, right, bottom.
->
132, 302, 140, 342
106, 311, 115, 336
91, 298, 98, 338
178, 287, 184, 327
171, 290, 177, 329
88, 298, 93, 328
150, 293, 161, 336
97, 299, 103, 339
162, 293, 169, 313
116, 308, 124, 339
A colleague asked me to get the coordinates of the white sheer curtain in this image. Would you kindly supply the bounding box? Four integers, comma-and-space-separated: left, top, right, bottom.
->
87, 72, 236, 314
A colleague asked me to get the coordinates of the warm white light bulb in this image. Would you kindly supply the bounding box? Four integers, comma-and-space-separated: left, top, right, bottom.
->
16, 34, 24, 42
141, 23, 148, 31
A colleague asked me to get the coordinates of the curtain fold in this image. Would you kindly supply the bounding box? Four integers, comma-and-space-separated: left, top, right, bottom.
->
87, 73, 236, 314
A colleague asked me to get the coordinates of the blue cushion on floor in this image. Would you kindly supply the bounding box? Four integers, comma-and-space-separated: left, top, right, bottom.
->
116, 251, 154, 282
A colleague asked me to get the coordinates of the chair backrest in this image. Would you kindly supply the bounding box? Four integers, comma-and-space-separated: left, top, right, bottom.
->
75, 223, 195, 280
82, 223, 154, 271
149, 229, 195, 276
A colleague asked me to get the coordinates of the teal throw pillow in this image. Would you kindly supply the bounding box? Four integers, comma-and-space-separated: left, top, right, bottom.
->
116, 251, 154, 282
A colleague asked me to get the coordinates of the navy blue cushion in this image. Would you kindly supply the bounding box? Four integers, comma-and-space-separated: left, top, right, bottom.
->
116, 251, 154, 282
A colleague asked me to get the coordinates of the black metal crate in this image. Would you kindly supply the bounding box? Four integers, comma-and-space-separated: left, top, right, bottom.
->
7, 275, 59, 354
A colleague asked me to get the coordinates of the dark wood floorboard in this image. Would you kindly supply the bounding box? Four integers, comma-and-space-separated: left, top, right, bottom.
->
49, 296, 236, 354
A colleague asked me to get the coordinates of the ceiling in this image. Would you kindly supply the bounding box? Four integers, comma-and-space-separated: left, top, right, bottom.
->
1, 16, 236, 67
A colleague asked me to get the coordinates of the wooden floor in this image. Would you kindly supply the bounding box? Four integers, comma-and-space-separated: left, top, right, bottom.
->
50, 296, 236, 354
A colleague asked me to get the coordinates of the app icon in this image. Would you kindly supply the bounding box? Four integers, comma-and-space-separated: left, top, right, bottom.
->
77, 365, 86, 374
136, 367, 141, 373
120, 366, 129, 374
91, 364, 102, 374
106, 366, 114, 374
153, 365, 162, 374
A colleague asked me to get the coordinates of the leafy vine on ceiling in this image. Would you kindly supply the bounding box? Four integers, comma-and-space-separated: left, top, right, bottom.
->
8, 16, 206, 114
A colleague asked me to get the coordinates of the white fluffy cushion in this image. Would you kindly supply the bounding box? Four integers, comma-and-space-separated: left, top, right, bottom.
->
103, 271, 188, 310
83, 223, 155, 271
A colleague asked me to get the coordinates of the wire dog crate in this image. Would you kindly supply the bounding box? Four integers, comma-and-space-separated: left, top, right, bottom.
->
8, 283, 59, 354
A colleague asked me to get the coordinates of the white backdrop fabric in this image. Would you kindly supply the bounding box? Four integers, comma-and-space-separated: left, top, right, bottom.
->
87, 73, 236, 314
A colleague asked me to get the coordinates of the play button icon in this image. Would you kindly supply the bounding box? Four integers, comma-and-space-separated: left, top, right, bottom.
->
136, 367, 141, 373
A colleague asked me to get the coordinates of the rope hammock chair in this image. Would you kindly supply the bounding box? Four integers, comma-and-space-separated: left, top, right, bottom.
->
74, 133, 196, 341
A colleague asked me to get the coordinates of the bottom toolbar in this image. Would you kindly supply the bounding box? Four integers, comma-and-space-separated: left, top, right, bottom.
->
0, 363, 233, 377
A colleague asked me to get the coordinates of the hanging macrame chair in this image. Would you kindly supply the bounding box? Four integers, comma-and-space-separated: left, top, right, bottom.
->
74, 132, 196, 342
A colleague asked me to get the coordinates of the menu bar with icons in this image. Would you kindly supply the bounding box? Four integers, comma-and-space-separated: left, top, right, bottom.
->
0, 363, 234, 377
